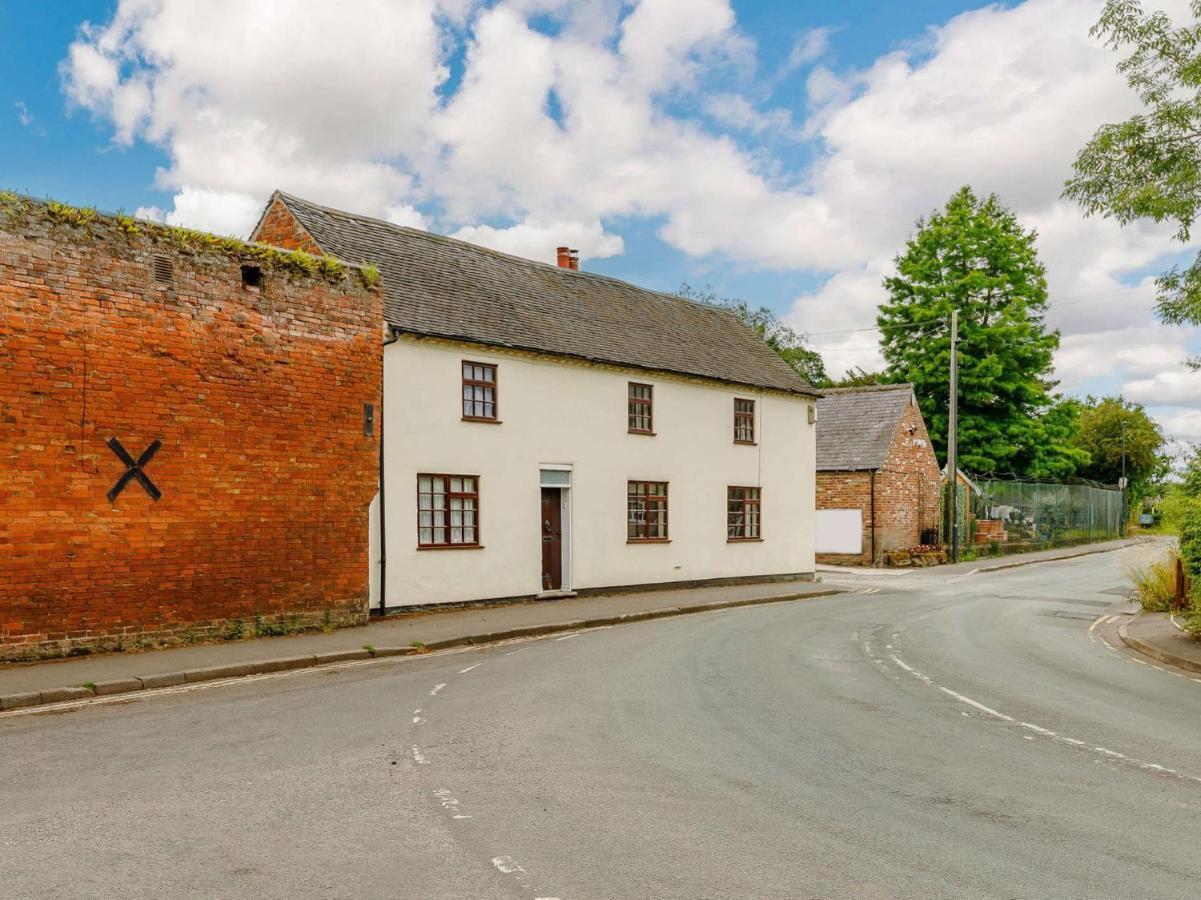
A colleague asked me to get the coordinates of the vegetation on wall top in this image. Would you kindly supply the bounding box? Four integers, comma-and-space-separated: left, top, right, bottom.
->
0, 190, 380, 291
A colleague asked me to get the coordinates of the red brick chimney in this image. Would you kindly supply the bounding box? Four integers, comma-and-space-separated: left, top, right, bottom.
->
556, 246, 580, 270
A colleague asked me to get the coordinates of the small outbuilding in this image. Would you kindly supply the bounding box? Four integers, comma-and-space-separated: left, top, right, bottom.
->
814, 384, 942, 566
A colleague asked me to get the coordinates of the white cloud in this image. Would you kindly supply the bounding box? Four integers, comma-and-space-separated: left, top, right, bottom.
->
779, 26, 833, 79
1124, 368, 1201, 408
59, 0, 857, 269
133, 205, 164, 223
1154, 408, 1201, 442
779, 0, 1200, 419
56, 0, 1201, 439
703, 93, 795, 135
384, 204, 430, 232
452, 217, 623, 264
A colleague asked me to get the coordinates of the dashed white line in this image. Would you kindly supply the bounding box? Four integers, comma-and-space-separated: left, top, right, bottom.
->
491, 856, 525, 874
884, 646, 1201, 785
554, 632, 580, 641
459, 664, 481, 674
411, 746, 429, 766
430, 683, 447, 695
936, 686, 1014, 722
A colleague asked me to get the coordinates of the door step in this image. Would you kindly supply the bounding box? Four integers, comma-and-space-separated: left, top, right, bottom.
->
535, 590, 578, 600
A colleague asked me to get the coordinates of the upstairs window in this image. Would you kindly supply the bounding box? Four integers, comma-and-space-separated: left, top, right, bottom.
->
727, 486, 761, 540
734, 398, 755, 444
628, 382, 654, 434
628, 481, 668, 541
462, 362, 497, 421
418, 475, 479, 547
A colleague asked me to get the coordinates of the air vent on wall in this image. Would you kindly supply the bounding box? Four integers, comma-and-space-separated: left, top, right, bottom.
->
152, 254, 173, 286
240, 264, 263, 289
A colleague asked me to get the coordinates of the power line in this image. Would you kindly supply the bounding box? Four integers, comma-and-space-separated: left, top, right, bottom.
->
799, 284, 1153, 340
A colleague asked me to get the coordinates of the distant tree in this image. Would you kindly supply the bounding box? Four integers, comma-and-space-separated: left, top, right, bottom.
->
1181, 443, 1201, 498
830, 366, 888, 388
678, 284, 829, 387
1064, 1, 1201, 365
878, 186, 1083, 476
1037, 398, 1093, 480
1069, 396, 1170, 500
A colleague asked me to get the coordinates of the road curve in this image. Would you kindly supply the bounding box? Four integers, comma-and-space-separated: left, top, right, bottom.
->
3, 541, 1199, 898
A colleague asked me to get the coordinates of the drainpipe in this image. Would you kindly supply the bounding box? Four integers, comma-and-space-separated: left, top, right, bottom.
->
375, 325, 400, 617
870, 469, 878, 565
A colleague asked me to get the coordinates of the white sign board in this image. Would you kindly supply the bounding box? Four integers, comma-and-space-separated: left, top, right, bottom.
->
816, 509, 863, 554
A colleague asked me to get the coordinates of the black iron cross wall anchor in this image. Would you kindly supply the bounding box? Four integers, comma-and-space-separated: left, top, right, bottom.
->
106, 437, 163, 502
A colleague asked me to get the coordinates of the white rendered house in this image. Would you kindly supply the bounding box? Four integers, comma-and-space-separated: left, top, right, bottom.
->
253, 192, 820, 611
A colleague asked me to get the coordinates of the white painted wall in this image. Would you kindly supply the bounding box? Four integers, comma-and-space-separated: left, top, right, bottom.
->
377, 336, 816, 608
816, 509, 863, 554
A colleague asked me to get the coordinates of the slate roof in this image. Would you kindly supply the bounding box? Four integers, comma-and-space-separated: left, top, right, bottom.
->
816, 384, 916, 471
262, 191, 816, 395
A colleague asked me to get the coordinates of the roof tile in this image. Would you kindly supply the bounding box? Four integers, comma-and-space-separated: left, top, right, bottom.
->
269, 192, 815, 395
816, 384, 915, 471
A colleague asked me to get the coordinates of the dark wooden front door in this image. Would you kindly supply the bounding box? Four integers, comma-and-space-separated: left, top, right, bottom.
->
541, 488, 562, 591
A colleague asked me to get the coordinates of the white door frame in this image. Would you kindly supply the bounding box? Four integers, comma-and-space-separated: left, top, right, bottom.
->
540, 465, 572, 592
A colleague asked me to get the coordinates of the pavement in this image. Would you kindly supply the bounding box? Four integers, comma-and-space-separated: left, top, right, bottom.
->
818, 535, 1148, 578
0, 579, 839, 706
4, 537, 1199, 898
1120, 610, 1201, 673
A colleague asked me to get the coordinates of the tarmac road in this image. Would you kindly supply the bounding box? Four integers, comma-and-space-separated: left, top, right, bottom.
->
2, 540, 1199, 898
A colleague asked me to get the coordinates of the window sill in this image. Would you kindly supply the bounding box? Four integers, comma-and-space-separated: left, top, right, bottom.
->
734, 440, 757, 446
727, 537, 764, 543
462, 417, 502, 424
628, 429, 656, 436
627, 538, 671, 544
417, 544, 485, 551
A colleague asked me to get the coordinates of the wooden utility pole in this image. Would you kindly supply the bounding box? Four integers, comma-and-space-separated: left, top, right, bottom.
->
948, 309, 960, 563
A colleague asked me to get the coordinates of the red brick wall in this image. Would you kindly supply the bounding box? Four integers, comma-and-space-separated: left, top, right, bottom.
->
0, 198, 382, 660
815, 396, 942, 566
877, 399, 942, 552
815, 470, 873, 566
253, 197, 321, 253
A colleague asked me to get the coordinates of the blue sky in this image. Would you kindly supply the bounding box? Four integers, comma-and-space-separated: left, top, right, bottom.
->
3, 0, 1200, 445
1, 0, 985, 305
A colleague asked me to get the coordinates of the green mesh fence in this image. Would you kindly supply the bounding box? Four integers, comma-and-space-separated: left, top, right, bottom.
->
966, 477, 1125, 552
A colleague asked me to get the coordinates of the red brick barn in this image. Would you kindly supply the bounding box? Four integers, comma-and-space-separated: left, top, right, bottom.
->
814, 384, 941, 566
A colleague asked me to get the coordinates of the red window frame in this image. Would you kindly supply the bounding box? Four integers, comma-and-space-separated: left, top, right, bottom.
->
727, 486, 762, 540
462, 361, 498, 422
628, 480, 669, 541
628, 382, 654, 434
734, 398, 755, 444
417, 474, 480, 548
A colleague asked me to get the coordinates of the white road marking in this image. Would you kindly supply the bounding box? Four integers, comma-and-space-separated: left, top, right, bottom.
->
506, 647, 528, 656
884, 648, 1201, 785
459, 664, 481, 674
411, 746, 429, 766
937, 686, 1014, 722
430, 683, 446, 695
412, 716, 425, 724
433, 789, 471, 818
1020, 722, 1056, 736
491, 856, 525, 874
554, 633, 580, 641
